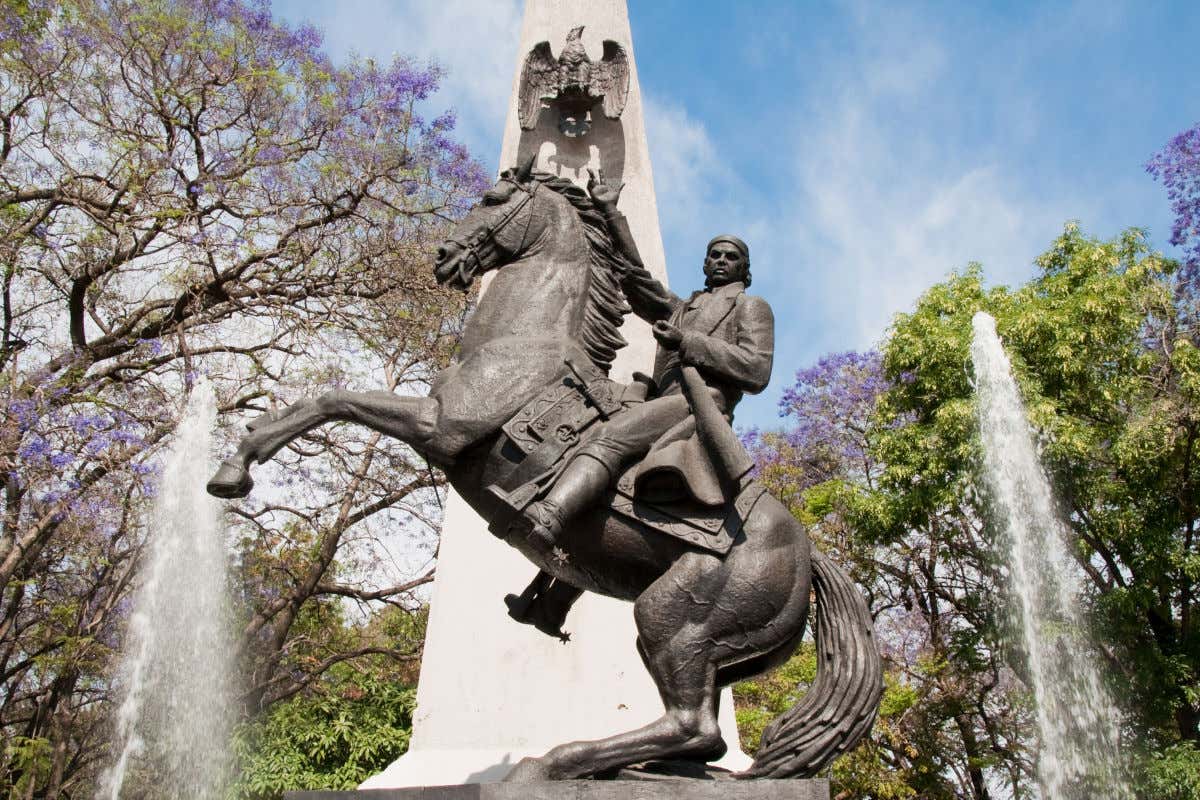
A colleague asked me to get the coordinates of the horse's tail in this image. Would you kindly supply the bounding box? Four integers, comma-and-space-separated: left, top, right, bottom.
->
740, 547, 883, 779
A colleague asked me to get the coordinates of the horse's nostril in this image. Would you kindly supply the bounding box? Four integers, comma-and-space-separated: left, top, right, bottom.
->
436, 246, 448, 263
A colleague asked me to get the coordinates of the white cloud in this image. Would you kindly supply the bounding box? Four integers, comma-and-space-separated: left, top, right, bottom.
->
793, 117, 1045, 347
643, 97, 725, 241
778, 4, 1080, 350
643, 95, 771, 282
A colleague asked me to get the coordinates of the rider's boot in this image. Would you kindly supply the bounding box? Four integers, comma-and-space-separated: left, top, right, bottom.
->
508, 455, 611, 551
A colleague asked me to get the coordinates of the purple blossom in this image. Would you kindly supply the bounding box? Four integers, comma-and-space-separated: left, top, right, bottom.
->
778, 350, 889, 467
384, 58, 442, 103
84, 433, 112, 455
430, 110, 457, 132
9, 398, 40, 432
1147, 123, 1200, 279
110, 427, 142, 445
139, 338, 166, 355
69, 412, 104, 435
19, 436, 51, 461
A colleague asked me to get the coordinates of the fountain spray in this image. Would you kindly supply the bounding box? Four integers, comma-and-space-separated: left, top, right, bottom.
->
971, 311, 1130, 798
103, 380, 232, 799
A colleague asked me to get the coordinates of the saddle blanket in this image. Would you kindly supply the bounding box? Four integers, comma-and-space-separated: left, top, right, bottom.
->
610, 471, 767, 556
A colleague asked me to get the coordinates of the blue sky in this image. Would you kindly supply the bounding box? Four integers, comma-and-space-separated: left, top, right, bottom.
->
274, 0, 1200, 430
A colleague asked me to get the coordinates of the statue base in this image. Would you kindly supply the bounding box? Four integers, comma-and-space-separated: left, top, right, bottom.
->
284, 780, 829, 800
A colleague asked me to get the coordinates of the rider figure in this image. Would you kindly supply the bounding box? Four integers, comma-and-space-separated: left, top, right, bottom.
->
511, 170, 775, 550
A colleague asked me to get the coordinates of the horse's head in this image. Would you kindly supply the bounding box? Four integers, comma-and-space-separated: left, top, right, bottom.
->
435, 155, 546, 290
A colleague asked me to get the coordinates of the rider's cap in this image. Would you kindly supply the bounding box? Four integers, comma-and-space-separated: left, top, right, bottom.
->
706, 235, 749, 261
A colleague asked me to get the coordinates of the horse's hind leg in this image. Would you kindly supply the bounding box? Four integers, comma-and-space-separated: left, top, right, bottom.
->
504, 503, 810, 783
207, 390, 439, 498
505, 552, 733, 782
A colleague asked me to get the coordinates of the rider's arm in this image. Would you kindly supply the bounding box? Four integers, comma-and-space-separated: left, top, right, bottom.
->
600, 207, 681, 323
679, 295, 774, 394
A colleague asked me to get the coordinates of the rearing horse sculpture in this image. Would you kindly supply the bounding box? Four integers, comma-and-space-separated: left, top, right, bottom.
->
207, 159, 882, 782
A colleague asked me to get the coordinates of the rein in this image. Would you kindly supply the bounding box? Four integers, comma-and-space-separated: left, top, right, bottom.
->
446, 179, 538, 287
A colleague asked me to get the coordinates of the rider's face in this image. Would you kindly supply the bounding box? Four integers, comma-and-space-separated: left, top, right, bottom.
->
703, 242, 746, 288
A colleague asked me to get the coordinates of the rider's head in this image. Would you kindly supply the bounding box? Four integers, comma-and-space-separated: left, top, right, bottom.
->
703, 235, 751, 289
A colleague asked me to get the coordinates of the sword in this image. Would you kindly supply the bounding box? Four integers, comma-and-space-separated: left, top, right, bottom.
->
679, 364, 754, 491
564, 356, 612, 420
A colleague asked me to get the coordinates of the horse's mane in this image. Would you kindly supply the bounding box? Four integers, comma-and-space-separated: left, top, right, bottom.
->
532, 173, 631, 374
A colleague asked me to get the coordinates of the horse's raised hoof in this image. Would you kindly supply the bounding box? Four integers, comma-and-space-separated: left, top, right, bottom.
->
206, 460, 254, 499
503, 756, 554, 783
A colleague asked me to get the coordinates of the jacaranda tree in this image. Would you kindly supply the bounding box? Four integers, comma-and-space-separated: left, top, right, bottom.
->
0, 0, 486, 795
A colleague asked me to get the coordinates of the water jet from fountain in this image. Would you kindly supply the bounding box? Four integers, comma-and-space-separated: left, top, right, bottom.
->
971, 311, 1130, 798
102, 380, 233, 800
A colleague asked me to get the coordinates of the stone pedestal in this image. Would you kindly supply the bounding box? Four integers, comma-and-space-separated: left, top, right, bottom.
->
360, 0, 749, 790
292, 781, 828, 800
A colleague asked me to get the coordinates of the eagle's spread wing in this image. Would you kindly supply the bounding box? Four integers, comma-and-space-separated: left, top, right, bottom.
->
518, 41, 559, 130
592, 40, 630, 120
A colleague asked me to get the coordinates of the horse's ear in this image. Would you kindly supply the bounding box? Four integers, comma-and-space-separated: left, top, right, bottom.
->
514, 153, 536, 184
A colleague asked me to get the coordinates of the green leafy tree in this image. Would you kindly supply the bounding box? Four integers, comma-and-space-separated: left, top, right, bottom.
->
742, 222, 1200, 797
865, 223, 1198, 795
230, 608, 426, 799
735, 644, 922, 799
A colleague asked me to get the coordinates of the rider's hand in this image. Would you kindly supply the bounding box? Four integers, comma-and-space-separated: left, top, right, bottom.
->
587, 168, 624, 210
652, 321, 683, 351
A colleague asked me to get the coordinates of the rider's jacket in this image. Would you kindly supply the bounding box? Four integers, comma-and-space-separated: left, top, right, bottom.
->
598, 208, 775, 506
603, 209, 775, 414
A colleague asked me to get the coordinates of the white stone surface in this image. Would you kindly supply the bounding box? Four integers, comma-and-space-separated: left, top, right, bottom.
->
362, 0, 748, 788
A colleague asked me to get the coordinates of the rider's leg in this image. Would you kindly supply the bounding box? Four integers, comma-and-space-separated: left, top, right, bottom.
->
511, 395, 691, 549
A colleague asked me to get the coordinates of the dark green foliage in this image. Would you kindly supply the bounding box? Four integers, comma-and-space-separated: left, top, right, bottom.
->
1139, 742, 1200, 800
735, 646, 921, 799
230, 663, 416, 799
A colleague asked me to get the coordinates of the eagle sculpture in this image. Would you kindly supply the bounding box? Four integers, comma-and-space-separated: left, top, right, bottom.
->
518, 26, 630, 136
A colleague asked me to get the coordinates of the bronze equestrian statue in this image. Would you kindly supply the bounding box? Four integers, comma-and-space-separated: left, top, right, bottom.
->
207, 156, 882, 782
502, 169, 774, 637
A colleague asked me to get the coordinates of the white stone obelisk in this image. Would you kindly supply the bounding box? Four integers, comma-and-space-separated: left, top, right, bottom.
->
362, 0, 747, 787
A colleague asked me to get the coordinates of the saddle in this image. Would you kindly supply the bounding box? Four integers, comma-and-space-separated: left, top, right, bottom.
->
485, 366, 764, 556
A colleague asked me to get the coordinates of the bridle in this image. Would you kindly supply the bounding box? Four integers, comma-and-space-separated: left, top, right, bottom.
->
444, 178, 538, 288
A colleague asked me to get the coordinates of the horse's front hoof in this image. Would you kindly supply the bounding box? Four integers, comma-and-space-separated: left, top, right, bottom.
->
206, 460, 254, 499
502, 756, 554, 783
